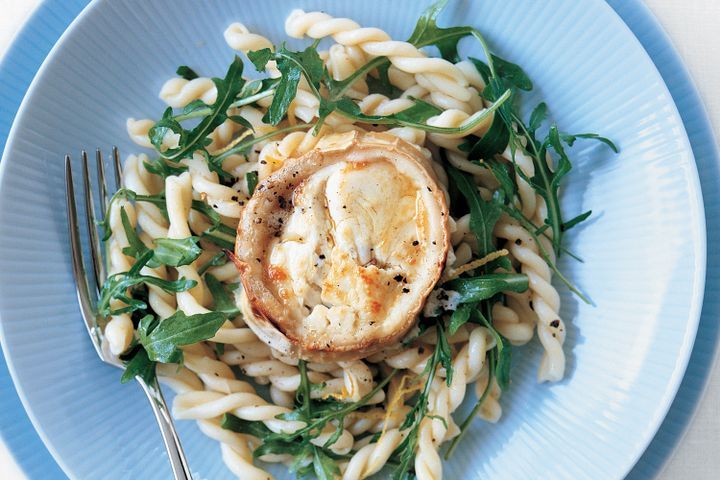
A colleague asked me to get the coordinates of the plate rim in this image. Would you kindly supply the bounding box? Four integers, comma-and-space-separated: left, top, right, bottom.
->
0, 0, 708, 478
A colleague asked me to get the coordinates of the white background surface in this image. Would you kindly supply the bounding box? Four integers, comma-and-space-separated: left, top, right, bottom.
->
0, 0, 717, 478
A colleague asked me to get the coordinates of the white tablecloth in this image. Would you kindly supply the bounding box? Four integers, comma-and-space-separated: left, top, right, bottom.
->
0, 0, 718, 478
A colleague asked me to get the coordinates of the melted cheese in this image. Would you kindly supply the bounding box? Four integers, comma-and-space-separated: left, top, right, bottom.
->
235, 131, 449, 360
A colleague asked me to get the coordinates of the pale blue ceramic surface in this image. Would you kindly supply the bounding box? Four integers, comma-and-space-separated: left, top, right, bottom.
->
0, 1, 716, 479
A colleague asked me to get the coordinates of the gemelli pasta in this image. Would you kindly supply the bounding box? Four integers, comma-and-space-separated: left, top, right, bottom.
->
105, 2, 616, 479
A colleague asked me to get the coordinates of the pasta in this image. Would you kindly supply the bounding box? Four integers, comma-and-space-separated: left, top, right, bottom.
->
99, 2, 613, 479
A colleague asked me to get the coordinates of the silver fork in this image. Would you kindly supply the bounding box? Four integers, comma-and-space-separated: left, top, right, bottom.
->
65, 147, 193, 480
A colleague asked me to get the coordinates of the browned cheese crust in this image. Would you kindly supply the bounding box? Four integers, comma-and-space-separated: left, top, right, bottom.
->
233, 131, 449, 362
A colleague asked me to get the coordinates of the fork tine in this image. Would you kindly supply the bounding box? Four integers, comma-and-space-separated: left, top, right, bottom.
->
83, 151, 106, 291
66, 155, 104, 357
96, 148, 108, 215
112, 146, 123, 190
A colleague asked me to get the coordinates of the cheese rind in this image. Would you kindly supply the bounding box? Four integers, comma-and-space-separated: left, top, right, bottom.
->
234, 131, 449, 361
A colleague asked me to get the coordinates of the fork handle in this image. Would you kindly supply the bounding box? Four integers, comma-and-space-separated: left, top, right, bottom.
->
137, 377, 193, 480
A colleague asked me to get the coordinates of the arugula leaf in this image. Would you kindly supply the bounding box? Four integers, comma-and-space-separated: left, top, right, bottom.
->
446, 163, 502, 257
390, 320, 451, 479
560, 132, 619, 153
313, 446, 340, 480
528, 102, 548, 134
254, 439, 308, 459
449, 303, 474, 335
473, 309, 511, 390
563, 210, 592, 231
495, 334, 512, 389
98, 251, 197, 317
245, 171, 259, 195
436, 322, 454, 385
221, 413, 273, 438
407, 0, 470, 62
205, 274, 240, 319
150, 56, 247, 176
334, 92, 511, 135
463, 113, 510, 161
491, 55, 533, 91
119, 207, 201, 267
139, 310, 226, 363
365, 62, 402, 98
197, 251, 228, 276
176, 65, 199, 81
143, 157, 188, 178
120, 346, 156, 385
484, 158, 517, 202
252, 45, 324, 125
152, 237, 202, 267
444, 273, 529, 303
148, 108, 185, 154
247, 48, 274, 72
119, 206, 150, 259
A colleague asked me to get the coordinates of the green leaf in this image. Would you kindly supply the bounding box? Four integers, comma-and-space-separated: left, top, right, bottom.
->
445, 273, 529, 303
449, 303, 473, 335
436, 322, 453, 386
463, 111, 510, 160
474, 310, 512, 390
446, 163, 502, 258
120, 346, 156, 385
562, 210, 592, 231
152, 237, 202, 267
407, 0, 470, 62
221, 413, 273, 438
492, 55, 533, 91
197, 251, 228, 276
205, 274, 240, 319
98, 251, 198, 317
148, 108, 186, 155
312, 446, 341, 480
263, 45, 324, 125
176, 65, 199, 80
156, 56, 247, 166
181, 99, 211, 116
247, 48, 274, 71
365, 61, 403, 98
139, 310, 226, 363
245, 171, 259, 195
201, 233, 235, 251
333, 93, 512, 135
485, 158, 517, 202
119, 206, 150, 259
143, 157, 188, 178
529, 102, 548, 133
495, 334, 512, 390
560, 132, 619, 153
254, 440, 308, 459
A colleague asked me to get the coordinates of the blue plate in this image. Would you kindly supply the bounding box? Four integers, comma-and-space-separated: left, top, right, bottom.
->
0, 1, 717, 479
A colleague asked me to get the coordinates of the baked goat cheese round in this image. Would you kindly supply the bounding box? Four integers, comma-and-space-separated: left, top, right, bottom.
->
234, 131, 449, 361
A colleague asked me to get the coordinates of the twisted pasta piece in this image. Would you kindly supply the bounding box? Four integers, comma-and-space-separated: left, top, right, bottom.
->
126, 118, 154, 148
327, 44, 369, 99
224, 22, 280, 79
173, 390, 355, 453
358, 94, 414, 116
342, 428, 405, 480
182, 154, 247, 219
285, 10, 470, 101
494, 214, 566, 381
415, 417, 442, 480
159, 77, 217, 108
224, 22, 273, 52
